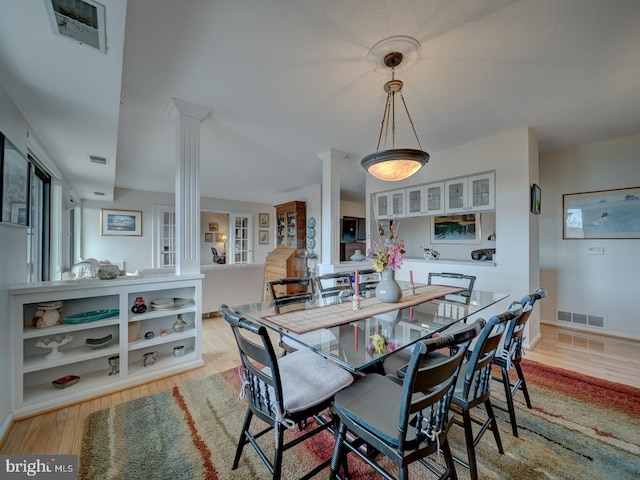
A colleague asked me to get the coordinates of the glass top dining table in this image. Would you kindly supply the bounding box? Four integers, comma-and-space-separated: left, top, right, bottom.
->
232, 283, 509, 372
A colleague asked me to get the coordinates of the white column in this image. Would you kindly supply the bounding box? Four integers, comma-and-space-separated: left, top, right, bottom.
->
166, 98, 210, 275
317, 149, 346, 273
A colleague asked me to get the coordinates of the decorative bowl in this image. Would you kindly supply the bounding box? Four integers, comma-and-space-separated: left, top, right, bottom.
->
86, 333, 113, 349
52, 375, 80, 389
97, 264, 120, 280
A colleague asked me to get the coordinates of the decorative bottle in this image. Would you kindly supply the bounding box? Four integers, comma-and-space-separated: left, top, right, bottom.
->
173, 314, 188, 333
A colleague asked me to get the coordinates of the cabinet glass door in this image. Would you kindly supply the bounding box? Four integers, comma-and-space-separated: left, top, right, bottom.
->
469, 173, 494, 210
377, 194, 389, 218
391, 190, 405, 216
407, 186, 423, 216
425, 182, 444, 214
445, 179, 466, 212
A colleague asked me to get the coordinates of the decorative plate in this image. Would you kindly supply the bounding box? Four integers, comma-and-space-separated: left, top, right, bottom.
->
85, 333, 113, 349
63, 309, 119, 324
307, 217, 316, 228
52, 375, 80, 389
307, 238, 316, 249
307, 227, 315, 239
151, 298, 187, 310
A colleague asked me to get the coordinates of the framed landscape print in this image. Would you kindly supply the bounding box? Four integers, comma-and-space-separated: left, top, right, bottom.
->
431, 214, 481, 244
563, 186, 640, 239
1, 132, 30, 226
209, 222, 219, 231
100, 209, 142, 236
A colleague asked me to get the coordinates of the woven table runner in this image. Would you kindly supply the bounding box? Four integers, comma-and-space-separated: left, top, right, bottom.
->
262, 284, 464, 334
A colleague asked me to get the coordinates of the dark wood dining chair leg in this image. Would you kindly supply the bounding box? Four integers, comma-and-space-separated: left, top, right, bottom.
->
515, 363, 533, 408
233, 409, 253, 469
330, 421, 348, 480
462, 409, 479, 480
273, 422, 284, 480
501, 365, 520, 437
442, 440, 459, 480
484, 400, 504, 454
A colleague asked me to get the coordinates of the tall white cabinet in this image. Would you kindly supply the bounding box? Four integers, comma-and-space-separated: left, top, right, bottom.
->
10, 274, 203, 417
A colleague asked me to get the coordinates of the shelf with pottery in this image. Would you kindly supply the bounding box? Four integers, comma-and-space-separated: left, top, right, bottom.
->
10, 274, 203, 417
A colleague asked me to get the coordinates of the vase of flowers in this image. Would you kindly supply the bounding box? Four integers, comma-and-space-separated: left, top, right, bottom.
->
367, 224, 405, 303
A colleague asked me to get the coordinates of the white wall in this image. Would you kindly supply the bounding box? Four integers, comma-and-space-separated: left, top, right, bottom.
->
365, 128, 540, 338
81, 187, 274, 272
540, 133, 640, 339
0, 84, 38, 434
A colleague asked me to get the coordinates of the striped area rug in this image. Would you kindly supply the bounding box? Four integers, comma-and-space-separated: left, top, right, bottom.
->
79, 361, 640, 479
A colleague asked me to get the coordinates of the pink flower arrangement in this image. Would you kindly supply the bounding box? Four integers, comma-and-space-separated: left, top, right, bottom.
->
367, 224, 406, 273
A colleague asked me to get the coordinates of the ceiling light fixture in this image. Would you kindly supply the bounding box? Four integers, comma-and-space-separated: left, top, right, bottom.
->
361, 37, 429, 182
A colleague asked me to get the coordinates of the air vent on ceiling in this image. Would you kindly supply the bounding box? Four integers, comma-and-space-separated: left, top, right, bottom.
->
46, 0, 107, 54
89, 155, 108, 165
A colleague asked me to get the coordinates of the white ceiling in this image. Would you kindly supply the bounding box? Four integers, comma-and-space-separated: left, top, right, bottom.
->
1, 0, 639, 203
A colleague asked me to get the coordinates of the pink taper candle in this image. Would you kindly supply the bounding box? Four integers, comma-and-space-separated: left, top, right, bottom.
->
409, 270, 414, 284
354, 269, 359, 296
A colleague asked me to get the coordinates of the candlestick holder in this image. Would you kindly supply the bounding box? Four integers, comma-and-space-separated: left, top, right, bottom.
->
408, 283, 416, 296
352, 294, 361, 310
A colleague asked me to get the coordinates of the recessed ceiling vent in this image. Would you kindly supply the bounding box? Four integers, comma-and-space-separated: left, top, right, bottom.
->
88, 154, 108, 165
46, 0, 107, 54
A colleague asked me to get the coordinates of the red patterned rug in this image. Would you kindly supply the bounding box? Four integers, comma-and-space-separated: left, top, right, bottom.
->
79, 360, 640, 479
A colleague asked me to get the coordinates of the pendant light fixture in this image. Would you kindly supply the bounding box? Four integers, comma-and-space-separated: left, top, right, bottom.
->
361, 36, 429, 181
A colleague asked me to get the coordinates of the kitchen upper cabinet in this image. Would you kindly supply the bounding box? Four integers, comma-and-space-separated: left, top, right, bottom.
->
406, 185, 425, 217
375, 190, 406, 219
445, 172, 494, 213
425, 182, 445, 215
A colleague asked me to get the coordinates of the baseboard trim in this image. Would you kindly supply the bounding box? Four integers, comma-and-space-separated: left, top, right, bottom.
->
0, 412, 13, 449
541, 320, 640, 342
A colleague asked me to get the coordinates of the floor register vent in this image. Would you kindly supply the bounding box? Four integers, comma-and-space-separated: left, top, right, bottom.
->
557, 310, 604, 328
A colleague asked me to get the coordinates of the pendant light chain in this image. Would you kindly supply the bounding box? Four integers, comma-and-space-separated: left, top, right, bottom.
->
399, 90, 423, 151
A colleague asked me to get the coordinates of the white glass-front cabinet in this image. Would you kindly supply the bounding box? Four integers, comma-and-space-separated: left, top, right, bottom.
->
376, 190, 406, 219
425, 182, 445, 215
445, 172, 494, 213
406, 185, 424, 217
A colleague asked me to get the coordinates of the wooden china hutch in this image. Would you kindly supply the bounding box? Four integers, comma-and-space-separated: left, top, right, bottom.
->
264, 201, 307, 300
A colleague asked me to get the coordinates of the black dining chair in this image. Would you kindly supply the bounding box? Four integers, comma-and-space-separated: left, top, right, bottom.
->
329, 334, 468, 480
428, 272, 476, 304
492, 288, 547, 437
449, 302, 522, 480
219, 304, 354, 480
315, 272, 353, 298
356, 268, 379, 295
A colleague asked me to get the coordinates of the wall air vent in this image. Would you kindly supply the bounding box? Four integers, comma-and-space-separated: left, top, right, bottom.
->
89, 155, 108, 165
46, 0, 107, 54
556, 310, 604, 328
94, 191, 106, 196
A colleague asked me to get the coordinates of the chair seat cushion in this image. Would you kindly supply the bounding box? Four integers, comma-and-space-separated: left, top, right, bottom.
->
265, 349, 353, 413
333, 373, 409, 446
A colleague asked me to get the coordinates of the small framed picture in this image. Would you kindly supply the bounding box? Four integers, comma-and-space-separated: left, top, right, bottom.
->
209, 222, 219, 232
100, 209, 142, 236
531, 184, 541, 215
204, 232, 213, 242
259, 213, 269, 228
214, 232, 226, 242
1, 133, 30, 226
258, 229, 269, 245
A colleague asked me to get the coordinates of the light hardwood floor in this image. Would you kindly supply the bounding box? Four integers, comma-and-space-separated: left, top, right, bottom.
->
0, 318, 638, 455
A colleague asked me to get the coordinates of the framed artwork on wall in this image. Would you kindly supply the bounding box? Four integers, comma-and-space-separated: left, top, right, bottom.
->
531, 184, 541, 214
431, 214, 481, 244
258, 230, 269, 245
209, 222, 219, 232
204, 232, 213, 242
100, 209, 142, 236
1, 132, 30, 226
259, 213, 269, 228
563, 186, 640, 239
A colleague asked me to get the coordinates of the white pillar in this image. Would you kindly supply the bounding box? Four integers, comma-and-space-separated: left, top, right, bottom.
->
166, 98, 210, 275
317, 149, 346, 272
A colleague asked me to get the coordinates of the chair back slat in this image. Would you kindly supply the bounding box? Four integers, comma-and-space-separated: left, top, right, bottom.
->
428, 272, 476, 304
315, 272, 352, 298
266, 277, 313, 313
397, 335, 467, 451
219, 304, 284, 419
501, 288, 547, 361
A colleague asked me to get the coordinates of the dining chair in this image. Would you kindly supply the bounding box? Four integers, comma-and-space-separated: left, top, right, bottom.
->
329, 334, 467, 480
315, 272, 352, 298
428, 272, 476, 304
356, 268, 379, 295
266, 277, 316, 355
219, 304, 354, 480
211, 247, 224, 264
449, 302, 523, 480
492, 288, 547, 437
